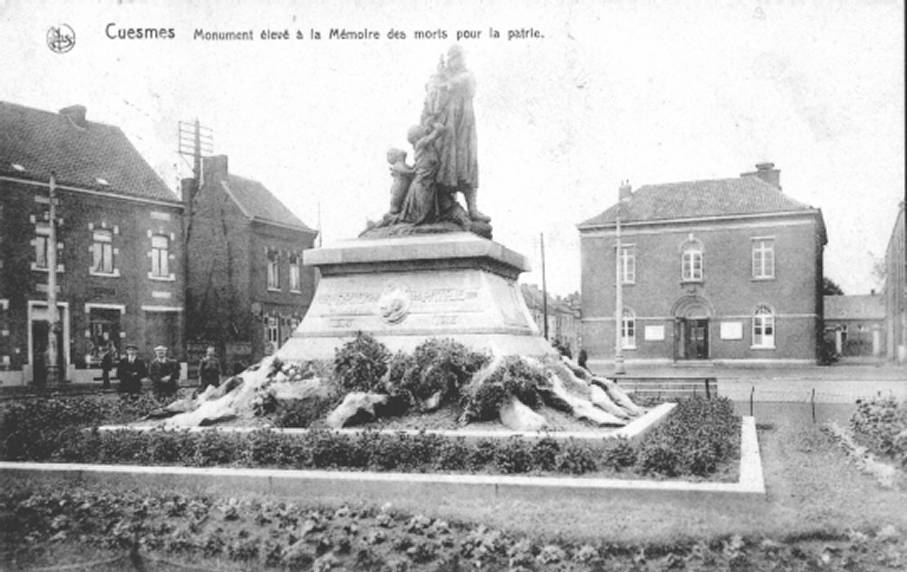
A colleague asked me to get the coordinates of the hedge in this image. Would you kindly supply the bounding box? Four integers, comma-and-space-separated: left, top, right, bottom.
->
1, 396, 741, 479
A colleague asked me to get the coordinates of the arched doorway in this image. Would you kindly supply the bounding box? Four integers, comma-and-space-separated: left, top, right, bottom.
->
671, 296, 712, 360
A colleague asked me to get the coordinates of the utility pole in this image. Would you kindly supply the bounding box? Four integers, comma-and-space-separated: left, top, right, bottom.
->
540, 232, 549, 340
614, 181, 626, 375
178, 119, 212, 358
45, 173, 61, 386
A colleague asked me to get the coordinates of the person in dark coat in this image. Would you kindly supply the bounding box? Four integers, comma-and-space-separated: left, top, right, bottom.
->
116, 344, 147, 395
577, 347, 589, 370
197, 346, 222, 392
99, 334, 118, 389
149, 345, 180, 398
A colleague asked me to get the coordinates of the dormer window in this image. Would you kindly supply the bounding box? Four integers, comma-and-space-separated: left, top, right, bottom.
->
11, 163, 25, 172
95, 177, 110, 186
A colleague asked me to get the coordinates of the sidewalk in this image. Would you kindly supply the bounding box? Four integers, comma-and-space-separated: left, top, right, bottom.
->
591, 361, 907, 403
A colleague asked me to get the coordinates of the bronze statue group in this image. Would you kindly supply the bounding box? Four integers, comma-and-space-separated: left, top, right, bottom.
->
366, 45, 492, 238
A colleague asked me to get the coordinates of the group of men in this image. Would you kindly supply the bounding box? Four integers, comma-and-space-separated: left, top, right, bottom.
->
111, 344, 223, 397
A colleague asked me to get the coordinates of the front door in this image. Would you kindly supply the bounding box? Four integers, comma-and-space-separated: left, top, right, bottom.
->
685, 319, 709, 359
30, 320, 63, 385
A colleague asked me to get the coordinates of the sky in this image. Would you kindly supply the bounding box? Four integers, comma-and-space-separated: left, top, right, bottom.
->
1, 0, 903, 297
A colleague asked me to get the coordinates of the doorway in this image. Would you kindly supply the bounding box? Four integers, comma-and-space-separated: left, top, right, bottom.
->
685, 319, 709, 359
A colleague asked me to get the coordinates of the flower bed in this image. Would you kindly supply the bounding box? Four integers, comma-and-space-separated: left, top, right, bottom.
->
1, 396, 740, 481
2, 481, 902, 572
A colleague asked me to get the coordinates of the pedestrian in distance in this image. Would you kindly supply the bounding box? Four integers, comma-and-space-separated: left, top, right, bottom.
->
197, 346, 222, 392
149, 345, 180, 398
116, 343, 147, 395
99, 333, 118, 389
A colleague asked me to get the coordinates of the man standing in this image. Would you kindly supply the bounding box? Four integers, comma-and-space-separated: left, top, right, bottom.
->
99, 333, 117, 389
116, 343, 147, 395
197, 346, 221, 392
148, 345, 179, 398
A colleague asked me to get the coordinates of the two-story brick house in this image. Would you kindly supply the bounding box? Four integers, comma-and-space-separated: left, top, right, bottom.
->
578, 163, 827, 369
184, 155, 317, 373
0, 101, 185, 385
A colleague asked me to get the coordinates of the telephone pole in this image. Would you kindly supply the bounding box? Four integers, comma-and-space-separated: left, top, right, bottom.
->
178, 119, 212, 354
540, 232, 549, 340
614, 181, 626, 375
45, 173, 62, 386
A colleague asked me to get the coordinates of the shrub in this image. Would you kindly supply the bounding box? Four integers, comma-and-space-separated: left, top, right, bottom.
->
493, 437, 533, 474
385, 340, 489, 411
434, 437, 470, 471
333, 332, 391, 393
602, 437, 637, 471
460, 357, 549, 423
636, 396, 740, 477
192, 431, 241, 467
850, 397, 907, 464
529, 436, 560, 472
554, 440, 597, 475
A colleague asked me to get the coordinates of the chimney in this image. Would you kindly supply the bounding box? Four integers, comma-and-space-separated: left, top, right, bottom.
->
203, 154, 229, 182
180, 177, 196, 205
59, 105, 87, 128
742, 162, 781, 190
619, 179, 632, 201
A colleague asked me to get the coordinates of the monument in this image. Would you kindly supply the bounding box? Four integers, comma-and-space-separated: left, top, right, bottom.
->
278, 45, 554, 362
139, 46, 645, 431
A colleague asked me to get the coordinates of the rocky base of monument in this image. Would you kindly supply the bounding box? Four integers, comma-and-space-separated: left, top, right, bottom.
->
141, 336, 644, 432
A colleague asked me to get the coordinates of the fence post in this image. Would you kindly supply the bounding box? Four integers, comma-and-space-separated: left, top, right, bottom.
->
811, 388, 816, 424
749, 385, 755, 416
705, 378, 711, 399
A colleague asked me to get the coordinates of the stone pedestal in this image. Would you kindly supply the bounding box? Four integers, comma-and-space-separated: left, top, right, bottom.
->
277, 233, 556, 361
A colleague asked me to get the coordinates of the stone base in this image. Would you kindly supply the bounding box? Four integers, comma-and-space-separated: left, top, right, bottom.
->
278, 233, 556, 361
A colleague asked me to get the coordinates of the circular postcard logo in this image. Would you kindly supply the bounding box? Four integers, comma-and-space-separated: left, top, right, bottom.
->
47, 24, 76, 54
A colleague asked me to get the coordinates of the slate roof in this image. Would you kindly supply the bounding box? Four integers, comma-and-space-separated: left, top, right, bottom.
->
579, 175, 819, 229
0, 101, 177, 203
824, 295, 885, 321
221, 174, 315, 232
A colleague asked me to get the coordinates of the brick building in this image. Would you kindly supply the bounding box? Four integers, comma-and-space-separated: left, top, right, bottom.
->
519, 284, 581, 356
0, 101, 185, 385
824, 294, 885, 358
884, 202, 906, 363
184, 155, 317, 373
577, 163, 827, 369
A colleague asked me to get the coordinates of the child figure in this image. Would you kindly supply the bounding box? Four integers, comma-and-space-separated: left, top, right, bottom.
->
399, 122, 447, 225
386, 147, 414, 215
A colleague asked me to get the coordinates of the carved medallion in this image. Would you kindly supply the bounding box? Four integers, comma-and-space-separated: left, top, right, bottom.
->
378, 283, 411, 325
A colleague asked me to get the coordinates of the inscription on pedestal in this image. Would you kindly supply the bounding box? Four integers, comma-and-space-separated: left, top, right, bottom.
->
318, 286, 481, 317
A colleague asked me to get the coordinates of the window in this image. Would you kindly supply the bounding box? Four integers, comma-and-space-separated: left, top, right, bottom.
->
267, 250, 280, 290
266, 316, 279, 344
621, 309, 636, 349
752, 239, 775, 279
150, 235, 169, 277
752, 306, 775, 348
34, 223, 50, 269
87, 307, 121, 366
289, 255, 301, 292
619, 246, 635, 284
91, 229, 114, 274
682, 248, 703, 281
